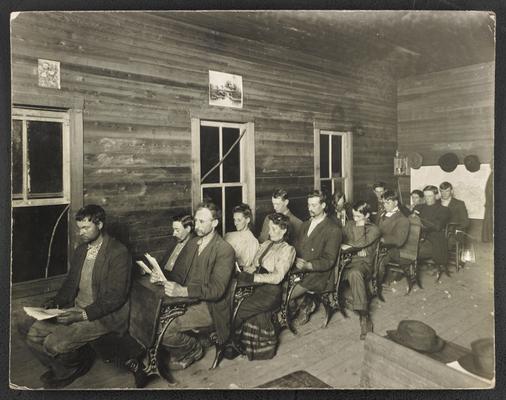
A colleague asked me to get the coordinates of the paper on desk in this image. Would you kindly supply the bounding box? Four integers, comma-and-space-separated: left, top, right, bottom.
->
341, 244, 353, 250
144, 253, 168, 282
24, 307, 65, 321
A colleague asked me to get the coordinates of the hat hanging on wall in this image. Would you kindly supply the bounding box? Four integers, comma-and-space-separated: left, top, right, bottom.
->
464, 155, 481, 173
407, 151, 423, 170
438, 152, 459, 172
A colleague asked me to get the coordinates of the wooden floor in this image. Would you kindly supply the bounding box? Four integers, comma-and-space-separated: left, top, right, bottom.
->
10, 241, 494, 390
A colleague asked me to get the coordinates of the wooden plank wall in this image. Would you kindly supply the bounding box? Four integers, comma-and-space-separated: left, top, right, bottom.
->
11, 12, 397, 258
397, 62, 494, 202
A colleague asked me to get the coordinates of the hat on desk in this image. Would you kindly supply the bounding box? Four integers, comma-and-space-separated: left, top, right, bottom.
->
386, 320, 445, 353
457, 338, 494, 380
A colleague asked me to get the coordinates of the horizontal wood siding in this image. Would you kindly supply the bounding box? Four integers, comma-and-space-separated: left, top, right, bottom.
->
11, 12, 397, 254
397, 62, 494, 165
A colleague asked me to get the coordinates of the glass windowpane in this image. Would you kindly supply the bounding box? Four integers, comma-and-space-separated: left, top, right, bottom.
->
222, 127, 241, 183
331, 135, 342, 177
200, 126, 220, 184
320, 134, 329, 179
27, 121, 63, 198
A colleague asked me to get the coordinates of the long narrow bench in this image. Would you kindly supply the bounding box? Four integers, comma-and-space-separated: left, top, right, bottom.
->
361, 333, 492, 389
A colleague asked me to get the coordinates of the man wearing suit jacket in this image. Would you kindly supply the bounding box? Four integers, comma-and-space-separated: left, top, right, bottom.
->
439, 181, 470, 231
26, 205, 132, 388
158, 201, 235, 370
291, 190, 342, 325
154, 213, 195, 285
377, 190, 410, 289
258, 188, 302, 245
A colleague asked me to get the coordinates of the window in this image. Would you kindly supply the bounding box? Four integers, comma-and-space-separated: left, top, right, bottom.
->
12, 109, 70, 206
191, 119, 255, 235
314, 129, 353, 201
12, 108, 71, 283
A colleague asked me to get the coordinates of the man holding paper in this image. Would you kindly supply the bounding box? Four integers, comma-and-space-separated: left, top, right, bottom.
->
25, 205, 132, 388
149, 201, 235, 370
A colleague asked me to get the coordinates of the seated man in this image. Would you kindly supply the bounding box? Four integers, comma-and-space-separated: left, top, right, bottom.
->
258, 188, 302, 245
408, 189, 425, 211
152, 213, 195, 284
342, 201, 381, 339
439, 181, 470, 232
155, 201, 235, 370
377, 190, 410, 287
366, 181, 387, 224
414, 185, 451, 275
25, 205, 132, 388
290, 190, 342, 325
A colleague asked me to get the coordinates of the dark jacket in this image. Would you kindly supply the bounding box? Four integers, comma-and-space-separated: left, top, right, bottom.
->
158, 234, 195, 285
414, 203, 451, 265
378, 210, 410, 248
295, 216, 342, 293
446, 197, 470, 231
54, 233, 132, 334
343, 221, 381, 268
184, 233, 235, 344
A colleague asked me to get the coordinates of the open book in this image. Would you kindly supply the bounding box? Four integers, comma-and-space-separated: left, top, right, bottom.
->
135, 253, 168, 282
24, 307, 66, 321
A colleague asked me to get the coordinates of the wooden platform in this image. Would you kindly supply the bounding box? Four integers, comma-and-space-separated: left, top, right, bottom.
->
9, 241, 494, 389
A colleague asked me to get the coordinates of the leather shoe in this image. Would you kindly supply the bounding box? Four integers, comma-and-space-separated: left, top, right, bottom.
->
43, 350, 95, 389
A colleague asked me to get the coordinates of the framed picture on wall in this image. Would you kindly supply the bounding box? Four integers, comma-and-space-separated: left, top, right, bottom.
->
209, 70, 243, 108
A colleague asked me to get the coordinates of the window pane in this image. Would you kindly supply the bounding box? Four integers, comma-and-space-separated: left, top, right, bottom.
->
200, 126, 220, 184
12, 205, 68, 283
331, 135, 342, 177
12, 119, 23, 197
222, 127, 241, 183
202, 186, 223, 235
225, 186, 243, 234
27, 121, 63, 197
321, 179, 332, 198
320, 134, 329, 179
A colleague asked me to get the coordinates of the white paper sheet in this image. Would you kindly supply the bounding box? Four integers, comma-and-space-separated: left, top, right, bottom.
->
23, 307, 65, 321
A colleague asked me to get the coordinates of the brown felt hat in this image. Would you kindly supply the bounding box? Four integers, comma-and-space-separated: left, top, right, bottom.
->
438, 153, 459, 172
464, 155, 481, 173
458, 338, 494, 380
386, 320, 445, 353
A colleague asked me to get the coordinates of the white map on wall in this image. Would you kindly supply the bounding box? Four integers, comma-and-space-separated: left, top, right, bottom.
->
410, 164, 491, 219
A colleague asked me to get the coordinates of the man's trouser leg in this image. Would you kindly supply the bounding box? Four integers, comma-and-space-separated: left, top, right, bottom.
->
343, 262, 370, 312
26, 318, 110, 380
161, 302, 213, 362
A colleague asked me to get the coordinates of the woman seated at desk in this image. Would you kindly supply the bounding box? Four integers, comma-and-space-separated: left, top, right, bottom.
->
224, 203, 259, 271
230, 213, 296, 360
342, 201, 381, 340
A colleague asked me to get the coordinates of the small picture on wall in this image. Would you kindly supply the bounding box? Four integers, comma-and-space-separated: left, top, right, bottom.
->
209, 70, 243, 108
38, 59, 60, 89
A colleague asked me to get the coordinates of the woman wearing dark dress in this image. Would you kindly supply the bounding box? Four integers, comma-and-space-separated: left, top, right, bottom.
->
230, 213, 296, 360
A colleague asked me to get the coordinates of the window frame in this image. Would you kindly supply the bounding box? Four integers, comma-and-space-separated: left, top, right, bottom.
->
314, 128, 353, 201
191, 118, 255, 235
11, 108, 71, 208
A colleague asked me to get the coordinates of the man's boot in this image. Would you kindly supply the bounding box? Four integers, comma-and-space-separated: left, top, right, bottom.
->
359, 312, 373, 340
43, 346, 95, 389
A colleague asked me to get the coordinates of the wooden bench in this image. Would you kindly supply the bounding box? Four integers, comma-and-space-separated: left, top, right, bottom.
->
360, 333, 491, 389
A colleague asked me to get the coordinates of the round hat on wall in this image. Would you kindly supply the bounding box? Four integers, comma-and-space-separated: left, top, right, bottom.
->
438, 152, 459, 172
464, 154, 481, 172
407, 152, 423, 170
